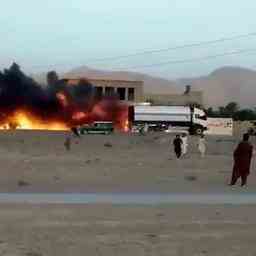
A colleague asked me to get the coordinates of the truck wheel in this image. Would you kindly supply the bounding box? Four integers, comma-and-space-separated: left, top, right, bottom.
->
195, 128, 203, 135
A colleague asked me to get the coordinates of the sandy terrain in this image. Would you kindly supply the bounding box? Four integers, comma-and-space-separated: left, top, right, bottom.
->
0, 204, 254, 255
0, 130, 255, 193
0, 131, 255, 255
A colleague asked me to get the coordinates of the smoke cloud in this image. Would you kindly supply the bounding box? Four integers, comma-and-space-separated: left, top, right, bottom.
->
0, 63, 129, 131
0, 63, 95, 126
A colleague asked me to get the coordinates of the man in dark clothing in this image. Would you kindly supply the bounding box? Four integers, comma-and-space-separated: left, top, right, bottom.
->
173, 135, 183, 159
71, 127, 80, 137
230, 133, 253, 187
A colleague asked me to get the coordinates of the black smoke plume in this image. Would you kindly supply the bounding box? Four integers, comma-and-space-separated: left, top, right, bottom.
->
0, 63, 95, 126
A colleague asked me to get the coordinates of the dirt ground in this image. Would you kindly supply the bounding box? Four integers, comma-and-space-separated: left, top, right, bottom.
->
0, 204, 254, 256
0, 131, 256, 255
0, 130, 255, 193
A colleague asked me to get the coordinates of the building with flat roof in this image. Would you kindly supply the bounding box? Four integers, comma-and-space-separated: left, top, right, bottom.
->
64, 78, 203, 107
66, 78, 144, 103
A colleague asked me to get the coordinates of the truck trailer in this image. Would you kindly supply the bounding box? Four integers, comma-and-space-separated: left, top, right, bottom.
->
128, 105, 207, 135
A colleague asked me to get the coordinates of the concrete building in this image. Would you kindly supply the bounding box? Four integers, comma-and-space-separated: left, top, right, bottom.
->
67, 78, 144, 103
145, 85, 204, 107
65, 78, 203, 107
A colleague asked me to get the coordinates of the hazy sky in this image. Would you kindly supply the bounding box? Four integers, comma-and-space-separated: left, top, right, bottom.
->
1, 0, 256, 79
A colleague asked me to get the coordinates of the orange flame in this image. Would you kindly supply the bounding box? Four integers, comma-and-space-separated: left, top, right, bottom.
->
0, 99, 131, 132
56, 92, 69, 107
72, 111, 87, 121
0, 110, 68, 131
124, 119, 129, 132
92, 104, 106, 118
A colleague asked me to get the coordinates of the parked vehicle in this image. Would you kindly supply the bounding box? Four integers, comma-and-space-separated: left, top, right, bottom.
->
129, 105, 207, 135
79, 121, 114, 135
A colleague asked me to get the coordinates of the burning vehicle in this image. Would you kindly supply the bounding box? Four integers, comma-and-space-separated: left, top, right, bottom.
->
0, 63, 129, 132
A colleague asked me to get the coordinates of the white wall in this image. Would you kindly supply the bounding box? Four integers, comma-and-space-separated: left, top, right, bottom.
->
206, 118, 233, 136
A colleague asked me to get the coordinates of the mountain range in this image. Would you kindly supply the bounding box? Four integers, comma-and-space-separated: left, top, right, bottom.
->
33, 66, 256, 108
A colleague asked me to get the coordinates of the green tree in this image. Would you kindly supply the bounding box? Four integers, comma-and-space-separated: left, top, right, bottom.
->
218, 106, 226, 117
224, 102, 239, 117
233, 109, 256, 121
206, 107, 215, 117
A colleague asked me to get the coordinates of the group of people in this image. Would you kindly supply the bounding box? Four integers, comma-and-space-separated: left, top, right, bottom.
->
173, 133, 206, 159
66, 124, 254, 187
173, 132, 254, 187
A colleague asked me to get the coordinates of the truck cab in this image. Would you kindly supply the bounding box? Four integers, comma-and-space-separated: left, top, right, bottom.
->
192, 108, 208, 135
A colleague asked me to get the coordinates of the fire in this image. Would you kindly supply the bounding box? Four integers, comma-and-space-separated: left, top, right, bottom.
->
92, 104, 106, 118
0, 104, 130, 132
0, 102, 131, 132
0, 110, 68, 131
0, 63, 132, 133
124, 119, 129, 132
56, 92, 69, 107
72, 111, 87, 121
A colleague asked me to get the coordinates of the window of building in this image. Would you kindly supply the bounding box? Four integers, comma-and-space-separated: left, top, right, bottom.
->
117, 87, 126, 100
105, 87, 115, 96
128, 88, 135, 101
95, 86, 103, 99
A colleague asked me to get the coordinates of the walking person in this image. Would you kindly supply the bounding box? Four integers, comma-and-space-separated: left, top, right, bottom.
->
64, 136, 71, 151
198, 134, 206, 158
173, 135, 183, 159
71, 127, 80, 138
230, 133, 253, 187
181, 133, 188, 156
143, 123, 149, 133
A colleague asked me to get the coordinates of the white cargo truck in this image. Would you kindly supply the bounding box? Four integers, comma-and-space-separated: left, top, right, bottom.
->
129, 105, 207, 135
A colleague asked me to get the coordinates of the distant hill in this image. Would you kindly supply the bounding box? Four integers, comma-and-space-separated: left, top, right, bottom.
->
63, 66, 181, 94
177, 66, 256, 108
33, 65, 256, 108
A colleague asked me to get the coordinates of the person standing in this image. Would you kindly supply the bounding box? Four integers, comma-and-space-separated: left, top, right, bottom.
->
143, 123, 149, 133
173, 135, 183, 159
71, 127, 80, 138
181, 133, 188, 156
198, 134, 206, 158
230, 133, 253, 187
64, 136, 71, 151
